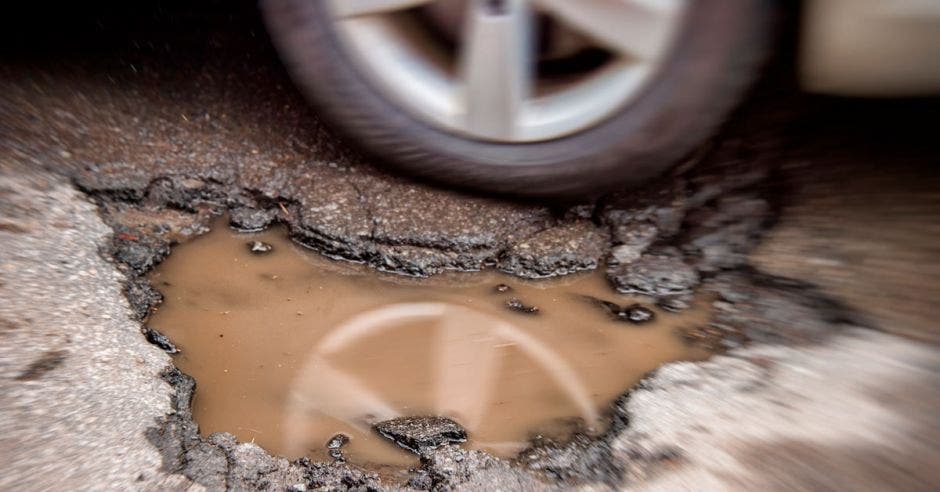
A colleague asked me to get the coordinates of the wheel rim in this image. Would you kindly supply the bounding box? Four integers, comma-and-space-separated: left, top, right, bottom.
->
327, 0, 691, 143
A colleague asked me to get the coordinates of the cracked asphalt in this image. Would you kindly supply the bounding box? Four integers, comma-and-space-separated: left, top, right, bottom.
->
1, 1, 939, 490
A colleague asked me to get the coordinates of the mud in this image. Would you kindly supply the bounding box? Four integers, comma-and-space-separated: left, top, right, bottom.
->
147, 221, 709, 467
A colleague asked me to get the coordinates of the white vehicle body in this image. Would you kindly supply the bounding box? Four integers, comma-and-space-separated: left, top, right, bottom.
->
801, 0, 940, 96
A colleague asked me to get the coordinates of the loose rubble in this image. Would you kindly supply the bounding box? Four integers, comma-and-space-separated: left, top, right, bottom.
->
374, 416, 468, 455
584, 297, 656, 325
506, 298, 540, 315
607, 248, 699, 301
247, 240, 274, 255
326, 434, 349, 463
142, 328, 180, 354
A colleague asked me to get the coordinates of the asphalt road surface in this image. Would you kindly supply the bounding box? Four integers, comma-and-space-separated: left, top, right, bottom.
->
1, 2, 938, 490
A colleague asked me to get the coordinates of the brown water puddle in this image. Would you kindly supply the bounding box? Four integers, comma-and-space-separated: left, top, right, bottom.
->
148, 222, 709, 468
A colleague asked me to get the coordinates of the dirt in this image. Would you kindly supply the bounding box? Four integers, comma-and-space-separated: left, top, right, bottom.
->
147, 220, 709, 467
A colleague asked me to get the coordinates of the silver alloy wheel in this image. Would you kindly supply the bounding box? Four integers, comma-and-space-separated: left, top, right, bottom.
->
327, 0, 691, 143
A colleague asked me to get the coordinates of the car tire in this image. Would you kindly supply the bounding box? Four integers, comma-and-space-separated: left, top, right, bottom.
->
261, 0, 773, 197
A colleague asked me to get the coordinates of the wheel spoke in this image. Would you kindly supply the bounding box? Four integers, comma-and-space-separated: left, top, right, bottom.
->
459, 0, 534, 140
534, 0, 685, 61
331, 0, 435, 18
434, 314, 501, 430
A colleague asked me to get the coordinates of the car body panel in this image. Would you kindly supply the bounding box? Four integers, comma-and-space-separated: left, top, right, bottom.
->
801, 0, 940, 96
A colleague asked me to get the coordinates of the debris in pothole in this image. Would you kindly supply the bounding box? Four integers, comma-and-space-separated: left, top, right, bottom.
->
498, 221, 610, 278
148, 223, 709, 466
326, 433, 349, 462
247, 240, 273, 254
407, 469, 433, 490
703, 272, 848, 344
422, 444, 541, 490
229, 206, 277, 232
607, 247, 699, 308
625, 305, 655, 323
124, 277, 163, 320
374, 416, 468, 454
585, 297, 656, 324
602, 178, 687, 239
506, 298, 539, 314
682, 195, 770, 273
111, 225, 171, 274
142, 327, 179, 353
656, 295, 694, 313
609, 223, 659, 265
494, 283, 511, 293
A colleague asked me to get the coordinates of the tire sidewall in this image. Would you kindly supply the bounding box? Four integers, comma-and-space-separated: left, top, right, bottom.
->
262, 0, 770, 196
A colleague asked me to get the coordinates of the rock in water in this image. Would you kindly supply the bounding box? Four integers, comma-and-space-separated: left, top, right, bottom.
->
247, 240, 273, 255
326, 433, 349, 462
624, 304, 655, 324
374, 416, 467, 454
583, 296, 656, 325
506, 298, 539, 314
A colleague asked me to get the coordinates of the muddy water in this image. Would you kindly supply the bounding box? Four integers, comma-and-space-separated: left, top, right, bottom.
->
148, 222, 709, 467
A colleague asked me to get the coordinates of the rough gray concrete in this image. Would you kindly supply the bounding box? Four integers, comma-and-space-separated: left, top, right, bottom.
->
0, 166, 191, 490
624, 329, 940, 491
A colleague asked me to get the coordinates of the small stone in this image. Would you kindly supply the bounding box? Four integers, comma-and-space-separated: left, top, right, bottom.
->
326, 434, 349, 463
624, 304, 655, 324
142, 327, 179, 354
374, 416, 467, 454
247, 240, 273, 254
494, 283, 511, 293
584, 296, 655, 325
506, 298, 539, 314
327, 433, 349, 450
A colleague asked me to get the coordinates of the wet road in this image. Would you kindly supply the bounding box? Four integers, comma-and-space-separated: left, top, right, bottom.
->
1, 1, 939, 490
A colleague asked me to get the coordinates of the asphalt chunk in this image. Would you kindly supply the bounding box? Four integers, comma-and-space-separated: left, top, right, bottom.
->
143, 327, 180, 354
374, 416, 467, 454
607, 248, 698, 306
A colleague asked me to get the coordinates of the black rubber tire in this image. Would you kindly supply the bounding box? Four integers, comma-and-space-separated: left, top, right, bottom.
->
261, 0, 773, 197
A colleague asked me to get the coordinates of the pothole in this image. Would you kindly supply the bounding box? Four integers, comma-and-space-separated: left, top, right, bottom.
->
146, 218, 711, 471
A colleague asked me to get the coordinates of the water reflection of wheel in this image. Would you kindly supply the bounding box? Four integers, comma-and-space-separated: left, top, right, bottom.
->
284, 302, 598, 457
